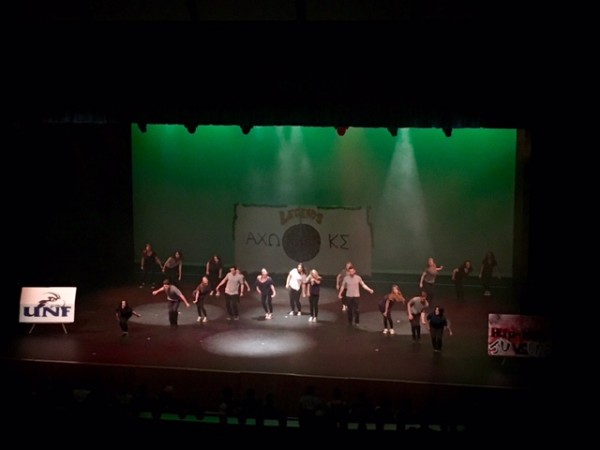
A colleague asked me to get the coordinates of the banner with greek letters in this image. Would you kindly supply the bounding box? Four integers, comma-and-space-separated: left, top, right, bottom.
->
234, 205, 372, 276
19, 287, 77, 323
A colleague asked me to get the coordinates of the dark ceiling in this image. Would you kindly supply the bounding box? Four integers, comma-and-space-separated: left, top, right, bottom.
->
7, 1, 538, 129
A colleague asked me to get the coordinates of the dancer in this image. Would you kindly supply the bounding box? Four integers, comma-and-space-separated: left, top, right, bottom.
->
215, 266, 246, 320
255, 268, 276, 319
152, 279, 190, 327
336, 261, 353, 312
452, 259, 472, 301
406, 291, 429, 341
378, 284, 405, 334
115, 300, 141, 336
479, 251, 500, 296
426, 306, 452, 352
205, 254, 223, 295
306, 269, 322, 322
162, 250, 183, 285
139, 243, 162, 288
338, 266, 374, 326
286, 263, 307, 316
193, 276, 211, 322
419, 257, 443, 303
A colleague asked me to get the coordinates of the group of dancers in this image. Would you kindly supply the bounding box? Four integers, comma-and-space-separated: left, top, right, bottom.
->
121, 252, 465, 352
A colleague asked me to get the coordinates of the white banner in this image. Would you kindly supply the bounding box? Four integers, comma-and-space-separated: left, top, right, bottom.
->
19, 287, 77, 323
234, 205, 372, 276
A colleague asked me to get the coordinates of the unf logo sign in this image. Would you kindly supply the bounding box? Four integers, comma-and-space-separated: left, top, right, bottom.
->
19, 287, 77, 323
22, 292, 71, 318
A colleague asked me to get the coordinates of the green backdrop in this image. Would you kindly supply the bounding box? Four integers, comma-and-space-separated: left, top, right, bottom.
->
132, 126, 515, 276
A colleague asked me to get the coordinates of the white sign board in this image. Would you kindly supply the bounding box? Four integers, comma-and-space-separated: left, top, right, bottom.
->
19, 287, 77, 323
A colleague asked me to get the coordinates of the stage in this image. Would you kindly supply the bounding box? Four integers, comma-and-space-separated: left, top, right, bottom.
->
4, 275, 552, 435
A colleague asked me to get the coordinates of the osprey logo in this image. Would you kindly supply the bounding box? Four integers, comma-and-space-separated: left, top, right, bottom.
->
37, 292, 65, 308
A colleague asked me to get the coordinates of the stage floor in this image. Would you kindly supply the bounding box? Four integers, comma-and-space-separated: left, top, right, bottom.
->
4, 277, 552, 421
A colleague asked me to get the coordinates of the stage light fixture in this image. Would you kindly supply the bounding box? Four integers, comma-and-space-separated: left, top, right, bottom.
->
336, 126, 348, 136
240, 125, 253, 135
185, 124, 198, 134
442, 127, 453, 138
387, 127, 398, 137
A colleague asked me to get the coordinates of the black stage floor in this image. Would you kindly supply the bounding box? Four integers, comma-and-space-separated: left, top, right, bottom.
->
4, 276, 552, 435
